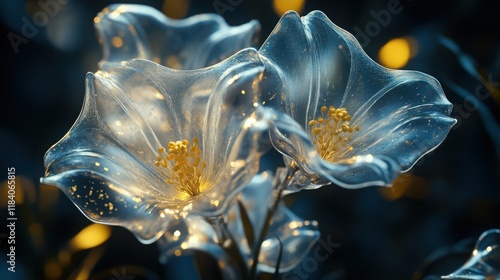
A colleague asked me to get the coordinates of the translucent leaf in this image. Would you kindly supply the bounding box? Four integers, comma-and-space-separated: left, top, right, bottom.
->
442, 229, 500, 279
157, 216, 241, 280
227, 172, 320, 273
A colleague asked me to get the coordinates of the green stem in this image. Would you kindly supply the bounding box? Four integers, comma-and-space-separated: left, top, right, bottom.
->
248, 167, 296, 280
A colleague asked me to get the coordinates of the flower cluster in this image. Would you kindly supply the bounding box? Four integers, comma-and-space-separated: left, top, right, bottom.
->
41, 4, 455, 279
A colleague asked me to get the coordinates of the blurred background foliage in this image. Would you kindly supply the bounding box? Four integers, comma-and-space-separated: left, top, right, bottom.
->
1, 0, 499, 279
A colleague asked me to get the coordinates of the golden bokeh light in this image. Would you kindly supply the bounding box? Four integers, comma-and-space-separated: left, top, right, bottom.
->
29, 222, 43, 237
0, 176, 37, 206
112, 36, 123, 48
39, 183, 60, 212
273, 0, 306, 16
69, 224, 112, 251
380, 174, 429, 201
44, 259, 62, 280
378, 37, 417, 69
162, 0, 190, 19
58, 249, 71, 265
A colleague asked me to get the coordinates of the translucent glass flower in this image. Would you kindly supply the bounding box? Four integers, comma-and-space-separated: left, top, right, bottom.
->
158, 173, 319, 278
259, 11, 456, 189
41, 49, 272, 243
442, 229, 500, 279
95, 4, 260, 69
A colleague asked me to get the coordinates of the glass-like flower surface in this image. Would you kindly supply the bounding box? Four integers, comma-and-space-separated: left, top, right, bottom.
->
95, 4, 260, 69
259, 11, 456, 189
442, 229, 500, 279
41, 49, 271, 244
158, 173, 319, 277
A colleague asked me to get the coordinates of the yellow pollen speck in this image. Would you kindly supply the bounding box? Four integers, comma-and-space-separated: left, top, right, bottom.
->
95, 162, 100, 167
112, 36, 123, 48
155, 138, 208, 198
308, 105, 359, 162
166, 55, 181, 69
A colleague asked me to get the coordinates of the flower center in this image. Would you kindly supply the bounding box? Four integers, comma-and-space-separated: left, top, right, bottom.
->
155, 138, 208, 198
308, 106, 359, 162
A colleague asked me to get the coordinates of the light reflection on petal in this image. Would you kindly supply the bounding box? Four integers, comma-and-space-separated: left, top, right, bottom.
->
442, 229, 500, 279
41, 49, 272, 244
95, 4, 260, 69
226, 173, 320, 273
260, 11, 456, 190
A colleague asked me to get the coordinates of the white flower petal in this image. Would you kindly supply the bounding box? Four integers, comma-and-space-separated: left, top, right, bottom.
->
268, 111, 401, 189
42, 49, 272, 242
42, 77, 170, 243
260, 11, 455, 188
227, 173, 320, 273
96, 4, 260, 69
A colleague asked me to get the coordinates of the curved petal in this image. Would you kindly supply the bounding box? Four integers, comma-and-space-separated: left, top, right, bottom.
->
226, 172, 276, 257
93, 49, 265, 177
257, 206, 320, 273
442, 229, 500, 279
227, 172, 320, 273
96, 4, 260, 69
41, 74, 171, 244
42, 49, 272, 242
259, 11, 455, 187
95, 49, 269, 215
157, 216, 241, 280
268, 110, 400, 189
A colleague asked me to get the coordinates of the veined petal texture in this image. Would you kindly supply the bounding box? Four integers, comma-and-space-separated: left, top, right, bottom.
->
95, 4, 260, 69
41, 49, 271, 243
259, 11, 456, 189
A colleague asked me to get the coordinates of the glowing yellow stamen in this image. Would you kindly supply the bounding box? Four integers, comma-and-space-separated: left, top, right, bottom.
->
308, 106, 359, 162
155, 138, 208, 198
